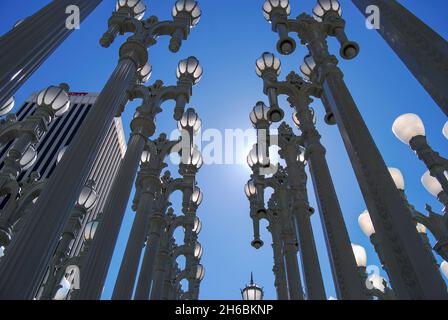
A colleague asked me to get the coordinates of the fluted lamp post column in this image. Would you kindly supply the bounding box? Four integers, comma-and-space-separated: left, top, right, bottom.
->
351, 0, 448, 116
263, 0, 447, 299
0, 0, 102, 108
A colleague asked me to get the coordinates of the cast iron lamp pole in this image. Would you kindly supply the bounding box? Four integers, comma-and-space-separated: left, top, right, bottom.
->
245, 181, 288, 300
0, 0, 201, 299
350, 0, 448, 116
0, 0, 102, 108
111, 60, 202, 300
277, 121, 326, 300
255, 52, 366, 299
263, 0, 447, 299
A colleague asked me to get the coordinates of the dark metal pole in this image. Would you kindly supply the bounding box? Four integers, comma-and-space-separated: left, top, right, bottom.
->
0, 0, 102, 107
351, 0, 448, 116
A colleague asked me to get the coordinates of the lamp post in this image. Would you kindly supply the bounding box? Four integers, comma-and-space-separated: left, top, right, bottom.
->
262, 0, 447, 299
393, 113, 448, 199
276, 122, 326, 300
255, 52, 365, 300
0, 0, 102, 108
0, 0, 203, 299
111, 58, 202, 300
241, 273, 264, 301
351, 0, 448, 116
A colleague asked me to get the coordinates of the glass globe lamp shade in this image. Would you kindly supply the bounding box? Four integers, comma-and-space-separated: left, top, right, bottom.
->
138, 62, 152, 83
392, 113, 426, 145
141, 149, 151, 164
178, 108, 202, 134
176, 56, 203, 84
36, 86, 70, 117
116, 0, 146, 20
244, 180, 257, 198
84, 220, 99, 241
242, 284, 264, 301
0, 96, 14, 116
351, 243, 367, 268
368, 274, 386, 293
249, 101, 269, 126
194, 242, 203, 259
19, 145, 37, 170
193, 217, 202, 235
183, 146, 203, 169
300, 55, 316, 80
53, 277, 71, 300
443, 122, 448, 140
172, 0, 201, 27
0, 246, 4, 258
313, 0, 342, 22
195, 264, 205, 281
421, 170, 445, 197
191, 186, 203, 206
77, 183, 98, 211
247, 144, 270, 169
297, 146, 307, 164
441, 261, 448, 279
256, 52, 281, 77
262, 0, 291, 21
358, 210, 375, 237
416, 223, 427, 234
388, 167, 405, 191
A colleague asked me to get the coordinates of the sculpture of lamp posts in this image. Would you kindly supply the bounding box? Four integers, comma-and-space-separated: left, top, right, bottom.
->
111, 73, 202, 300
0, 0, 202, 299
256, 51, 366, 299
263, 0, 447, 299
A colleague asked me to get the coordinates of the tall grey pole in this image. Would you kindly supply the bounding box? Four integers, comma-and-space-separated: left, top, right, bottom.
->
278, 122, 326, 300
351, 0, 448, 116
268, 222, 289, 300
0, 0, 102, 108
0, 48, 142, 299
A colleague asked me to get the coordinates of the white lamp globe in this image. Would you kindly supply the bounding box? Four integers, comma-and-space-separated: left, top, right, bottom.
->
392, 113, 425, 145
421, 170, 445, 197
443, 122, 448, 140
368, 274, 386, 293
53, 277, 71, 300
358, 210, 375, 237
388, 167, 405, 191
0, 246, 4, 258
440, 261, 448, 279
351, 243, 367, 268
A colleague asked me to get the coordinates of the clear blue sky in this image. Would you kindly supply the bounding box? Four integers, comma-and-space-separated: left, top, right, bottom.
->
1, 0, 447, 300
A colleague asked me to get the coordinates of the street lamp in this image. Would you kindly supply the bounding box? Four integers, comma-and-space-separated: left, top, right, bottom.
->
255, 52, 283, 122
393, 113, 448, 198
172, 0, 202, 27
0, 97, 14, 116
249, 101, 270, 128
195, 264, 205, 281
312, 0, 342, 22
358, 210, 375, 238
241, 273, 264, 301
138, 62, 152, 84
19, 145, 37, 171
421, 171, 448, 208
177, 56, 203, 85
351, 243, 367, 269
191, 186, 203, 206
388, 168, 405, 191
36, 85, 70, 117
